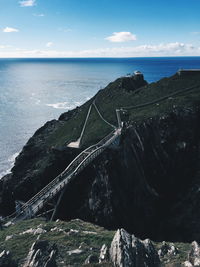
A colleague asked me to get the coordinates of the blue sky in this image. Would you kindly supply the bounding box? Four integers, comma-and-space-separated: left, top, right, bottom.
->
0, 0, 200, 57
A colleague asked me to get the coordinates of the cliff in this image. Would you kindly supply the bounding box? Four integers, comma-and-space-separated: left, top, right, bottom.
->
1, 72, 200, 244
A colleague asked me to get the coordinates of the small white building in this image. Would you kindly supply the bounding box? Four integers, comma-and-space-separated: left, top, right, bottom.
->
133, 70, 144, 80
134, 70, 143, 76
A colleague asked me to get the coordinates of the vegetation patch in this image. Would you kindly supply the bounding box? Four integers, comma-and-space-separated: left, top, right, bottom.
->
0, 218, 115, 266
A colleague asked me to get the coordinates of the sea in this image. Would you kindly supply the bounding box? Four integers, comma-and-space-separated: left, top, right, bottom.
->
1, 57, 200, 179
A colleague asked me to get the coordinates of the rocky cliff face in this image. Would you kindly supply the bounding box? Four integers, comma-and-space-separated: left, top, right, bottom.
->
1, 73, 200, 244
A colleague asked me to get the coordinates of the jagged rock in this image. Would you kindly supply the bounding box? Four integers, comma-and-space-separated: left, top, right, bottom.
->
158, 241, 179, 257
0, 250, 17, 267
22, 240, 57, 267
110, 229, 160, 267
99, 244, 109, 263
184, 241, 200, 266
84, 254, 98, 264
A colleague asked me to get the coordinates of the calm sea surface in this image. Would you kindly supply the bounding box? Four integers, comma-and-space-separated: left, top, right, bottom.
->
1, 57, 200, 178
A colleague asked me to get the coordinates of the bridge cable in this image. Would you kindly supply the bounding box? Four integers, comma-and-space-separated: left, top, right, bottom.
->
92, 101, 116, 129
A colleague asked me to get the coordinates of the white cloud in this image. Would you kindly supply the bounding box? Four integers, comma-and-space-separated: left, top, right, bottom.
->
19, 0, 36, 7
33, 13, 45, 17
46, 42, 53, 48
105, 32, 137, 43
191, 31, 200, 35
3, 27, 19, 33
0, 42, 199, 58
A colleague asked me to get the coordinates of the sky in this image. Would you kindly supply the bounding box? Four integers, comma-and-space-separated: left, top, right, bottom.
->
0, 0, 200, 57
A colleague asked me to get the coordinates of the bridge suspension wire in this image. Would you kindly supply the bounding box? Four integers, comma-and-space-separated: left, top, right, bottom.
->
78, 103, 93, 145
93, 101, 116, 129
67, 103, 93, 148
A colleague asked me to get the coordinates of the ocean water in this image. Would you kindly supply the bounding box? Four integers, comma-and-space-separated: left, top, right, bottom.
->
0, 57, 200, 178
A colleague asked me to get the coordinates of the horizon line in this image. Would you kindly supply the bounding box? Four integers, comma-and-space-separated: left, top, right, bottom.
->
0, 56, 200, 59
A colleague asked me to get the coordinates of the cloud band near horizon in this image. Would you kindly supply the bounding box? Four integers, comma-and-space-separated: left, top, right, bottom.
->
0, 42, 199, 58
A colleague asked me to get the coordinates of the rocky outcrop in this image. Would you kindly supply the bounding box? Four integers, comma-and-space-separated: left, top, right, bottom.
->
99, 244, 109, 263
110, 228, 160, 267
22, 240, 57, 267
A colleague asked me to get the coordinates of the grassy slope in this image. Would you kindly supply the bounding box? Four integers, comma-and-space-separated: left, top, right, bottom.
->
46, 74, 200, 149
0, 218, 114, 266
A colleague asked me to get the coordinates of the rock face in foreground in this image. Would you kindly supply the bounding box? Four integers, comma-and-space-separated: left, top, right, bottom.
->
184, 241, 200, 267
110, 229, 160, 267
